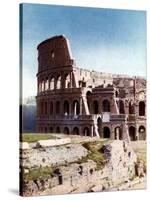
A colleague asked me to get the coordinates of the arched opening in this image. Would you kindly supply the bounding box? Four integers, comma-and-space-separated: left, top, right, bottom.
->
73, 100, 80, 115
44, 102, 48, 115
56, 75, 61, 89
83, 127, 90, 136
56, 127, 60, 133
64, 127, 69, 135
53, 169, 63, 185
97, 117, 102, 136
73, 127, 79, 135
64, 74, 70, 88
56, 101, 60, 115
50, 77, 55, 90
119, 100, 125, 114
44, 127, 47, 133
93, 100, 99, 114
129, 102, 135, 114
103, 99, 110, 112
49, 127, 53, 133
114, 126, 122, 140
139, 126, 146, 140
115, 91, 119, 97
45, 77, 49, 90
86, 91, 92, 113
139, 101, 145, 116
49, 102, 53, 115
41, 80, 45, 92
129, 126, 136, 141
64, 100, 69, 115
103, 127, 110, 138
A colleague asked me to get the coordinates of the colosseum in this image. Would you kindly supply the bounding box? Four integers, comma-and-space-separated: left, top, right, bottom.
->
36, 35, 146, 142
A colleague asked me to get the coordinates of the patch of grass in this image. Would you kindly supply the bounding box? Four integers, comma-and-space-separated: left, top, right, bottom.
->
21, 133, 57, 143
23, 166, 54, 181
78, 140, 109, 170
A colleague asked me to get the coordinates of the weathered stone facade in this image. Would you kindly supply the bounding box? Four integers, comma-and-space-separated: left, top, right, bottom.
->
36, 35, 146, 141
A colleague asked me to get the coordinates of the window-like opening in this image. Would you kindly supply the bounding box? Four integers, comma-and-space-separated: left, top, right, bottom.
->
129, 102, 135, 114
50, 77, 55, 90
64, 127, 69, 135
129, 126, 136, 141
119, 100, 125, 114
56, 76, 61, 89
51, 50, 55, 58
56, 101, 60, 115
73, 127, 79, 135
64, 100, 69, 115
73, 100, 80, 115
139, 126, 146, 140
56, 127, 60, 133
102, 100, 110, 112
103, 127, 110, 138
50, 102, 53, 115
139, 101, 145, 116
45, 77, 49, 90
41, 80, 45, 92
64, 74, 70, 88
83, 127, 90, 136
93, 100, 99, 114
49, 127, 53, 133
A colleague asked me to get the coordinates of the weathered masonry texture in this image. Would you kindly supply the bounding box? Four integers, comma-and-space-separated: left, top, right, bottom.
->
36, 35, 146, 141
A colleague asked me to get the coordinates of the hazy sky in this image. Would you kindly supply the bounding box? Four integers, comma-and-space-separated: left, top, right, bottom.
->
21, 3, 146, 98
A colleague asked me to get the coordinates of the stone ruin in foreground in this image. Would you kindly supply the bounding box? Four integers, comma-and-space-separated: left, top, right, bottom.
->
36, 35, 146, 142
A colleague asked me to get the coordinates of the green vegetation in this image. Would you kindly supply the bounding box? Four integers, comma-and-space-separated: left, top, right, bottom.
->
78, 140, 109, 170
21, 133, 57, 143
23, 166, 54, 181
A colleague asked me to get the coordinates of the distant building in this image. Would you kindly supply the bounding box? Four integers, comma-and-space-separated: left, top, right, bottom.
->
36, 35, 146, 141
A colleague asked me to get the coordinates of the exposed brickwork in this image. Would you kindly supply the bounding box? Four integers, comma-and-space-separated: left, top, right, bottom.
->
36, 35, 146, 141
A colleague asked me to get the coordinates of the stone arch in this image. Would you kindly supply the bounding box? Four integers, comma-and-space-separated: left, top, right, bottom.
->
83, 127, 90, 136
73, 127, 79, 135
119, 100, 125, 114
45, 77, 49, 90
138, 126, 146, 140
49, 127, 53, 133
97, 117, 102, 135
139, 101, 145, 116
44, 127, 48, 133
129, 101, 135, 114
56, 75, 61, 89
114, 126, 122, 140
93, 100, 99, 114
129, 126, 136, 141
64, 73, 70, 88
102, 99, 110, 112
56, 101, 60, 115
103, 127, 110, 138
64, 100, 69, 115
64, 127, 69, 135
41, 80, 45, 92
49, 101, 53, 115
73, 100, 80, 115
86, 91, 92, 113
50, 76, 55, 90
56, 126, 60, 133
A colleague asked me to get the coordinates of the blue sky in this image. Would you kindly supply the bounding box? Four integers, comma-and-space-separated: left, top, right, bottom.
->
21, 3, 146, 98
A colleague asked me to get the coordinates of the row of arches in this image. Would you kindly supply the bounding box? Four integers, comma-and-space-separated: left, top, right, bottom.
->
63, 126, 90, 136
38, 100, 80, 116
38, 73, 71, 93
40, 126, 90, 136
102, 125, 146, 141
